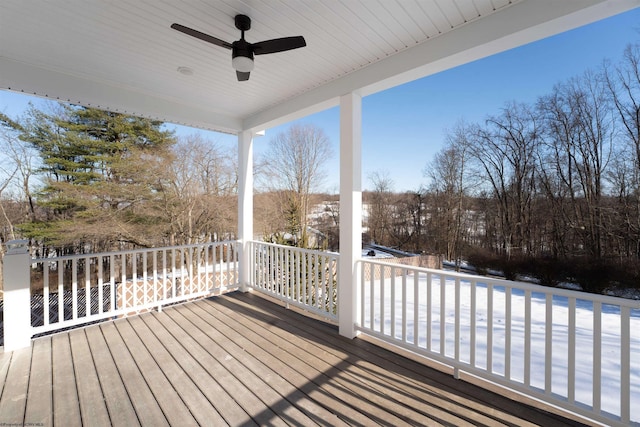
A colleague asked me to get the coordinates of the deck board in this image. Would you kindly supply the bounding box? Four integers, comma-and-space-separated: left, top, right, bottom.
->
68, 328, 112, 427
99, 321, 169, 426
0, 346, 31, 424
24, 337, 52, 426
83, 320, 139, 427
127, 315, 234, 426
52, 333, 82, 427
0, 291, 586, 427
113, 319, 198, 427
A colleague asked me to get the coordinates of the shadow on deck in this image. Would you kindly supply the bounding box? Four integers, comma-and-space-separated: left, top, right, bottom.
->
0, 291, 586, 426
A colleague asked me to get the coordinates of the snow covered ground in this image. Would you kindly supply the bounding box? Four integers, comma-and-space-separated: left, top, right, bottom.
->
362, 273, 640, 424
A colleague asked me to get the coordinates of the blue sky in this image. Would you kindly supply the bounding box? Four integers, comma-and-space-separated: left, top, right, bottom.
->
2, 7, 640, 192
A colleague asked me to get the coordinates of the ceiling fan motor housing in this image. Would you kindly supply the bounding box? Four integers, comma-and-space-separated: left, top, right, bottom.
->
234, 14, 251, 31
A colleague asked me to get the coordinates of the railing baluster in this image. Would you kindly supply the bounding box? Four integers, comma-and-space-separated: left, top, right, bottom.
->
85, 256, 91, 317
43, 260, 50, 326
524, 289, 531, 387
414, 272, 419, 346
58, 259, 64, 324
470, 279, 476, 367
621, 306, 631, 424
426, 272, 432, 352
72, 258, 78, 320
487, 283, 493, 372
380, 266, 386, 335
152, 250, 158, 305
593, 301, 602, 415
545, 293, 553, 395
320, 255, 327, 312
122, 253, 128, 309
307, 252, 313, 307
98, 256, 104, 314
455, 277, 461, 364
132, 252, 138, 306
171, 249, 177, 299
440, 274, 446, 357
110, 254, 115, 312
390, 268, 396, 339
568, 296, 576, 403
143, 251, 148, 306
369, 264, 375, 330
505, 287, 511, 380
400, 268, 407, 342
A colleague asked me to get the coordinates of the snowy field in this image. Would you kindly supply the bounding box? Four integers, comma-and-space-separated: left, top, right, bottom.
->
361, 272, 640, 424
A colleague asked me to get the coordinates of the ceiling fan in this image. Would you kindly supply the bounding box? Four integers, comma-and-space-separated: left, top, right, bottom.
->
171, 15, 306, 81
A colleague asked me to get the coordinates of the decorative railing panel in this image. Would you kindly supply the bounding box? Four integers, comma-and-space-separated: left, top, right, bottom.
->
249, 241, 338, 321
358, 259, 640, 427
29, 241, 238, 335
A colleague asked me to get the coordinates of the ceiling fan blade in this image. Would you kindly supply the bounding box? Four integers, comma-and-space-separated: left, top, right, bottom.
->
252, 36, 306, 55
171, 23, 232, 49
236, 71, 250, 81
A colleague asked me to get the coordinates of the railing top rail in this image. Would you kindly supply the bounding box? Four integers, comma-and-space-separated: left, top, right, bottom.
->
358, 258, 640, 309
250, 240, 339, 258
32, 240, 239, 263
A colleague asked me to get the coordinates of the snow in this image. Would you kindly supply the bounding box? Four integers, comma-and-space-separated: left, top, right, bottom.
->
362, 273, 640, 423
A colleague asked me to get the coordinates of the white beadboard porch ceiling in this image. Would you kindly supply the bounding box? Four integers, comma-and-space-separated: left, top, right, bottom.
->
1, 0, 638, 134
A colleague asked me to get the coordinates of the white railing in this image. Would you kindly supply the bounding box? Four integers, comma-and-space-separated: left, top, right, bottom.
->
29, 241, 238, 336
357, 259, 640, 427
249, 241, 338, 321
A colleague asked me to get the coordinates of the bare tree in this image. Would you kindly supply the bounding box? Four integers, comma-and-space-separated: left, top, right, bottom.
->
605, 43, 640, 257
160, 134, 237, 245
262, 124, 332, 247
366, 171, 395, 246
469, 102, 541, 256
539, 71, 615, 259
426, 121, 473, 263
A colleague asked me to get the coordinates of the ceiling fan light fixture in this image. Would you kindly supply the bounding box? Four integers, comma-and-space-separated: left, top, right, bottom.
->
232, 55, 254, 73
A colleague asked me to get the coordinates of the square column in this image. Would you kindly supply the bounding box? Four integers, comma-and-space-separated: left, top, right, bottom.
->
238, 130, 254, 292
338, 92, 362, 338
3, 240, 32, 351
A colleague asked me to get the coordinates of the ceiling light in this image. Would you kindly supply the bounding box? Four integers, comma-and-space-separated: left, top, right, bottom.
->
232, 56, 254, 73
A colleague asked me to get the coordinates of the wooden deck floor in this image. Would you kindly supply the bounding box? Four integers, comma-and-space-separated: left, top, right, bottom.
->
0, 291, 585, 426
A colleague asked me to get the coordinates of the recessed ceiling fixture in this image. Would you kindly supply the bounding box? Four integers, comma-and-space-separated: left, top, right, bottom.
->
177, 66, 194, 76
171, 14, 306, 82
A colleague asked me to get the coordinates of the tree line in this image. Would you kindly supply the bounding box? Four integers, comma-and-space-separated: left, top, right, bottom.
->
365, 42, 640, 293
0, 103, 239, 259
0, 102, 333, 259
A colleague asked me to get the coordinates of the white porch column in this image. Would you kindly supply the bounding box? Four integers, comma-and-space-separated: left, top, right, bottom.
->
3, 240, 32, 351
238, 130, 254, 292
338, 92, 362, 339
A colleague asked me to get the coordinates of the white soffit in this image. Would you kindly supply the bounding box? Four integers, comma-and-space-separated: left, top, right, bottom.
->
1, 0, 638, 134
